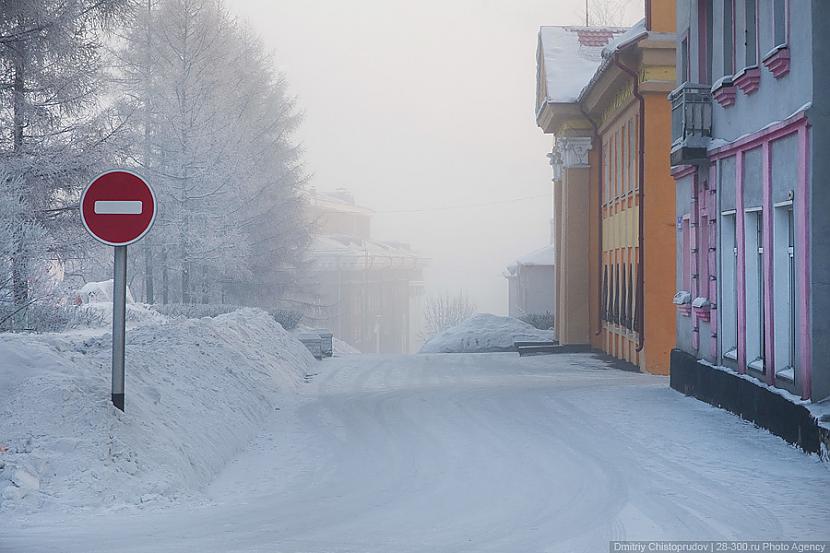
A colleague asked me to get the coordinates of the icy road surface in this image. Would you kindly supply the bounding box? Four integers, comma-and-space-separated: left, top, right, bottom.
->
5, 353, 830, 552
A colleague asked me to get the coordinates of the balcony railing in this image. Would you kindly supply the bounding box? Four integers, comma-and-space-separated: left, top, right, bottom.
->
669, 83, 713, 167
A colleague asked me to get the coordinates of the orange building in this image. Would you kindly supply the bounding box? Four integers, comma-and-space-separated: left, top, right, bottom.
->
535, 2, 677, 374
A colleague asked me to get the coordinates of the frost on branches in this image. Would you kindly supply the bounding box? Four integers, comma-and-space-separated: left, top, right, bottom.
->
0, 0, 311, 329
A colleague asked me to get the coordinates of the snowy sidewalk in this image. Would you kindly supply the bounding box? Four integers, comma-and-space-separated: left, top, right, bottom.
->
4, 352, 830, 552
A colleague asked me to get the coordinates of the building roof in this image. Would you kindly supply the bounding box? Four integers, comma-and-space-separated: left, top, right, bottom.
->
580, 19, 676, 103
536, 26, 627, 106
307, 234, 428, 272
307, 189, 373, 216
515, 244, 556, 268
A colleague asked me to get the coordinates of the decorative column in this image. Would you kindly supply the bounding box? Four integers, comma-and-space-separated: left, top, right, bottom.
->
556, 135, 593, 345
559, 136, 593, 168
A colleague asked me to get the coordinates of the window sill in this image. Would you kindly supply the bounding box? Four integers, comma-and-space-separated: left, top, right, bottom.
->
763, 45, 790, 78
748, 358, 765, 372
711, 76, 736, 108
776, 366, 795, 382
734, 66, 761, 95
723, 348, 738, 361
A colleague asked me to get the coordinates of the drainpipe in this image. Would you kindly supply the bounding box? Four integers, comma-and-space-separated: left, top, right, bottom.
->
579, 104, 604, 337
613, 52, 646, 353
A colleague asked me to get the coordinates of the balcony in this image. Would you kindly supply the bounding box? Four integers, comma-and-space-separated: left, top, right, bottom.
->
669, 83, 713, 167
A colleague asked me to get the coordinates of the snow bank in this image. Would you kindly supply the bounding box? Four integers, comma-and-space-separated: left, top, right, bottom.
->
0, 308, 314, 515
333, 337, 361, 355
76, 279, 135, 304
419, 313, 555, 354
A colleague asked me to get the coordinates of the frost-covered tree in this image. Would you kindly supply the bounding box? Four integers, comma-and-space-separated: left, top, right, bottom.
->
583, 0, 633, 27
0, 0, 128, 313
422, 291, 477, 339
113, 0, 309, 305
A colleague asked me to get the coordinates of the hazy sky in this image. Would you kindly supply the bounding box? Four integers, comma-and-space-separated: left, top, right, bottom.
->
226, 0, 642, 314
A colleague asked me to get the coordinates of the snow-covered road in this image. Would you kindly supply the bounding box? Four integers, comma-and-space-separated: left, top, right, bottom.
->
4, 353, 829, 552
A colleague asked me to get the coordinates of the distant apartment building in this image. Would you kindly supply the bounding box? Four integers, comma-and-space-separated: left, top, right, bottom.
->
303, 189, 427, 353
505, 244, 555, 319
535, 1, 677, 374
669, 0, 830, 413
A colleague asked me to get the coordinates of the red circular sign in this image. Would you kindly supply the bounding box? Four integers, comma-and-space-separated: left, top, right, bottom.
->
81, 170, 156, 246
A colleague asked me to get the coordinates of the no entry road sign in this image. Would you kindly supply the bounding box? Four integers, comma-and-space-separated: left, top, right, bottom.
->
81, 170, 156, 246
80, 169, 156, 412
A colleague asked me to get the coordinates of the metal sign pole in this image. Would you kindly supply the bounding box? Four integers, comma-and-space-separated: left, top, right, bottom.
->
112, 245, 128, 411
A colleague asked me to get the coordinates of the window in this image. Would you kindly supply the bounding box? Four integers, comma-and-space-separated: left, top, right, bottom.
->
773, 0, 787, 48
745, 209, 765, 370
774, 203, 796, 380
682, 216, 692, 292
745, 0, 758, 67
615, 129, 621, 199
681, 35, 690, 84
698, 214, 710, 297
698, 0, 713, 84
721, 211, 738, 359
613, 262, 620, 324
628, 119, 637, 191
603, 143, 610, 205
602, 265, 609, 321
723, 0, 735, 75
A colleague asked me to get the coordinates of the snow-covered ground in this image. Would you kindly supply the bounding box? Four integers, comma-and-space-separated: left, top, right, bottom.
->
4, 352, 829, 552
419, 313, 554, 353
0, 308, 313, 515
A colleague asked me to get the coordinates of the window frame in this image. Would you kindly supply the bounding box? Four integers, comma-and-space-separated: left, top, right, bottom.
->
697, 0, 714, 84
744, 0, 759, 68
720, 210, 739, 360
723, 0, 736, 77
772, 0, 789, 50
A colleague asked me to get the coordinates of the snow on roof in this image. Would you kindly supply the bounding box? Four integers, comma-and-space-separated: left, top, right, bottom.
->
514, 244, 555, 267
537, 26, 628, 105
307, 190, 373, 216
601, 19, 647, 58
579, 19, 675, 103
307, 234, 427, 271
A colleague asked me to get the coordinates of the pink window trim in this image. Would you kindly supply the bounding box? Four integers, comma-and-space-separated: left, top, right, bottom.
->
797, 125, 811, 400
708, 163, 719, 360
709, 111, 807, 159
761, 141, 775, 385
734, 150, 747, 374
734, 66, 761, 95
763, 46, 790, 78
691, 178, 700, 349
682, 214, 692, 292
709, 110, 811, 397
712, 79, 737, 108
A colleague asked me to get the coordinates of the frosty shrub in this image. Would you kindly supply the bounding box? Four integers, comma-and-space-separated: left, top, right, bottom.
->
0, 303, 107, 333
271, 309, 302, 331
519, 312, 555, 331
148, 303, 302, 329
150, 303, 241, 319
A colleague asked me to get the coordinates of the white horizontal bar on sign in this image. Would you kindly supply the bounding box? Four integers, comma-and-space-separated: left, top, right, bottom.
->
94, 201, 143, 215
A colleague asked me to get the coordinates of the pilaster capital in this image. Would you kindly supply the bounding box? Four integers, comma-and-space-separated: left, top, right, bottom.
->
558, 136, 593, 168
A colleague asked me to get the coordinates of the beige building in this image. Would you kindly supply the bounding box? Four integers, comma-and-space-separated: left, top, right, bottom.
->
303, 189, 428, 353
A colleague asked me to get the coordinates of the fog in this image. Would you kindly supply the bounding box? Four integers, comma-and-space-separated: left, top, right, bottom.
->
226, 0, 643, 314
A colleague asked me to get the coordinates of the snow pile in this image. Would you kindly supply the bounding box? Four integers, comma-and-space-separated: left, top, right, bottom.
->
75, 301, 169, 329
0, 308, 314, 514
419, 313, 555, 354
76, 279, 136, 304
333, 337, 361, 355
